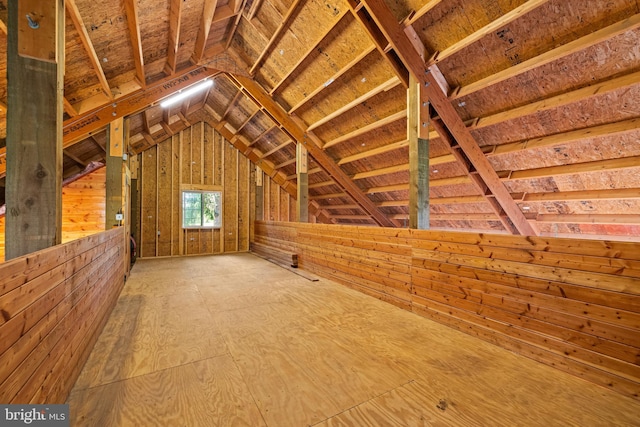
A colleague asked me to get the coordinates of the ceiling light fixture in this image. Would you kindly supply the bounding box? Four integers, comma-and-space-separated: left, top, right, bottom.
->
160, 79, 213, 108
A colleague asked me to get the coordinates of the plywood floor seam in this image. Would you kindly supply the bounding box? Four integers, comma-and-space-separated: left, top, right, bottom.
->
67, 253, 640, 427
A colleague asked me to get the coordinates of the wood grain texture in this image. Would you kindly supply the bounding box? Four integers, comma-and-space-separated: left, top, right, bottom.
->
254, 221, 640, 400
69, 253, 640, 426
0, 228, 125, 403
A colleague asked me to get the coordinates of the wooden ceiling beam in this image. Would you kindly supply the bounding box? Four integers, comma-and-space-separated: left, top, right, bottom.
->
225, 2, 246, 50
454, 14, 640, 100
307, 76, 401, 131
310, 192, 348, 200
193, 0, 220, 64
269, 9, 350, 95
430, 195, 487, 205
166, 0, 184, 75
250, 124, 278, 146
0, 18, 6, 34
330, 215, 375, 220
63, 149, 88, 168
249, 0, 305, 75
430, 213, 501, 221
230, 74, 396, 227
246, 0, 264, 20
338, 138, 409, 165
521, 188, 640, 202
261, 140, 293, 159
365, 184, 408, 193
309, 180, 336, 189
506, 156, 640, 181
89, 135, 106, 154
323, 204, 362, 210
288, 45, 376, 114
475, 70, 640, 130
324, 110, 406, 149
348, 2, 409, 88
535, 214, 640, 225
66, 0, 113, 98
63, 97, 78, 117
351, 163, 409, 180
236, 108, 261, 133
358, 0, 536, 235
275, 158, 296, 169
434, 0, 549, 66
124, 0, 146, 87
403, 0, 442, 27
376, 200, 408, 207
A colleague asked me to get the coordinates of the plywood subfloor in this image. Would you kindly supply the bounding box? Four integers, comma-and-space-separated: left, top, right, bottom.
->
67, 254, 640, 426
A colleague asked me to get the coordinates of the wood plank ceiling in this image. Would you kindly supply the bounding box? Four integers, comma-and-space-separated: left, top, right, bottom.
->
0, 0, 638, 239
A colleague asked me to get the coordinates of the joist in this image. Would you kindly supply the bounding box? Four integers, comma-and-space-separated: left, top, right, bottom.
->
192, 0, 220, 64
324, 110, 406, 149
338, 139, 409, 165
123, 0, 145, 86
66, 0, 113, 98
166, 0, 184, 75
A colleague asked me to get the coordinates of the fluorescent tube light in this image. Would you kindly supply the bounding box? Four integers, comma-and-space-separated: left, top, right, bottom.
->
160, 79, 213, 108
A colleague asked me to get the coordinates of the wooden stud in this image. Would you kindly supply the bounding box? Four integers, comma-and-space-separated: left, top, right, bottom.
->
5, 0, 64, 260
297, 143, 309, 222
106, 120, 124, 230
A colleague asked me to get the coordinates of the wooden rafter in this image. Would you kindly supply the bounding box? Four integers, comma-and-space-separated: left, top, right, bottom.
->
269, 9, 350, 94
324, 110, 406, 149
89, 136, 106, 153
225, 1, 246, 50
63, 149, 88, 168
223, 90, 244, 120
474, 70, 640, 130
250, 124, 278, 146
338, 139, 408, 165
249, 0, 305, 75
365, 184, 408, 193
66, 0, 112, 98
536, 214, 640, 225
348, 1, 409, 88
124, 0, 146, 87
63, 97, 78, 117
309, 180, 336, 189
519, 188, 640, 202
275, 158, 296, 169
403, 0, 443, 27
506, 156, 640, 181
307, 76, 401, 131
230, 74, 396, 227
288, 44, 376, 114
236, 108, 261, 133
310, 192, 347, 200
261, 140, 293, 159
434, 0, 549, 65
193, 0, 220, 64
351, 163, 409, 180
453, 14, 640, 100
431, 118, 520, 234
166, 0, 184, 75
357, 0, 536, 235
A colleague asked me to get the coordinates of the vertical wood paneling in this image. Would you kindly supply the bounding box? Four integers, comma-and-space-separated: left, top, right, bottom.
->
252, 221, 640, 401
138, 122, 251, 257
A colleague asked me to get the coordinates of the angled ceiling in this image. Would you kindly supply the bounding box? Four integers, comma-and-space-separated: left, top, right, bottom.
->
0, 0, 638, 239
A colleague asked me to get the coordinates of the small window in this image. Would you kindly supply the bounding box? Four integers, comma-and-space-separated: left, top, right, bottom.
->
182, 190, 222, 228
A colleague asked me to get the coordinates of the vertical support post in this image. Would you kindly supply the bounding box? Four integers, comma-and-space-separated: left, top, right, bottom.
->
408, 74, 430, 229
106, 118, 124, 229
255, 166, 264, 221
296, 143, 309, 222
5, 0, 64, 260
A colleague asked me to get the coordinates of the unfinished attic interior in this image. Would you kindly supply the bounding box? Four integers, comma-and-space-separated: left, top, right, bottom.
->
0, 0, 639, 424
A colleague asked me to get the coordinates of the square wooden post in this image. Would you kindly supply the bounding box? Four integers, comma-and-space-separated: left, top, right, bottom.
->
408, 74, 430, 229
5, 0, 65, 260
296, 143, 308, 222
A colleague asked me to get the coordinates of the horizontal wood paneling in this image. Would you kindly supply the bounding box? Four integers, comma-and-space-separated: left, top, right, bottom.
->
0, 228, 125, 403
139, 122, 252, 257
0, 167, 107, 262
252, 221, 640, 400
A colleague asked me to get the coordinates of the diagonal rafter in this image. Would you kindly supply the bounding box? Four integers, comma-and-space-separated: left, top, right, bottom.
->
66, 0, 112, 98
228, 73, 396, 227
166, 0, 184, 75
124, 0, 146, 87
192, 0, 220, 64
356, 0, 536, 235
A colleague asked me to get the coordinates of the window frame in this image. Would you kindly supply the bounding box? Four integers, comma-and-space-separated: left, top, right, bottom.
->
180, 185, 223, 230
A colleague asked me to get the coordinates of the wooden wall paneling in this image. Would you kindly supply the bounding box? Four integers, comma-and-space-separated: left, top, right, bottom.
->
140, 148, 158, 257
251, 221, 640, 400
269, 178, 279, 221
157, 137, 172, 256
0, 229, 125, 403
223, 141, 238, 252
219, 134, 226, 254
280, 187, 289, 222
